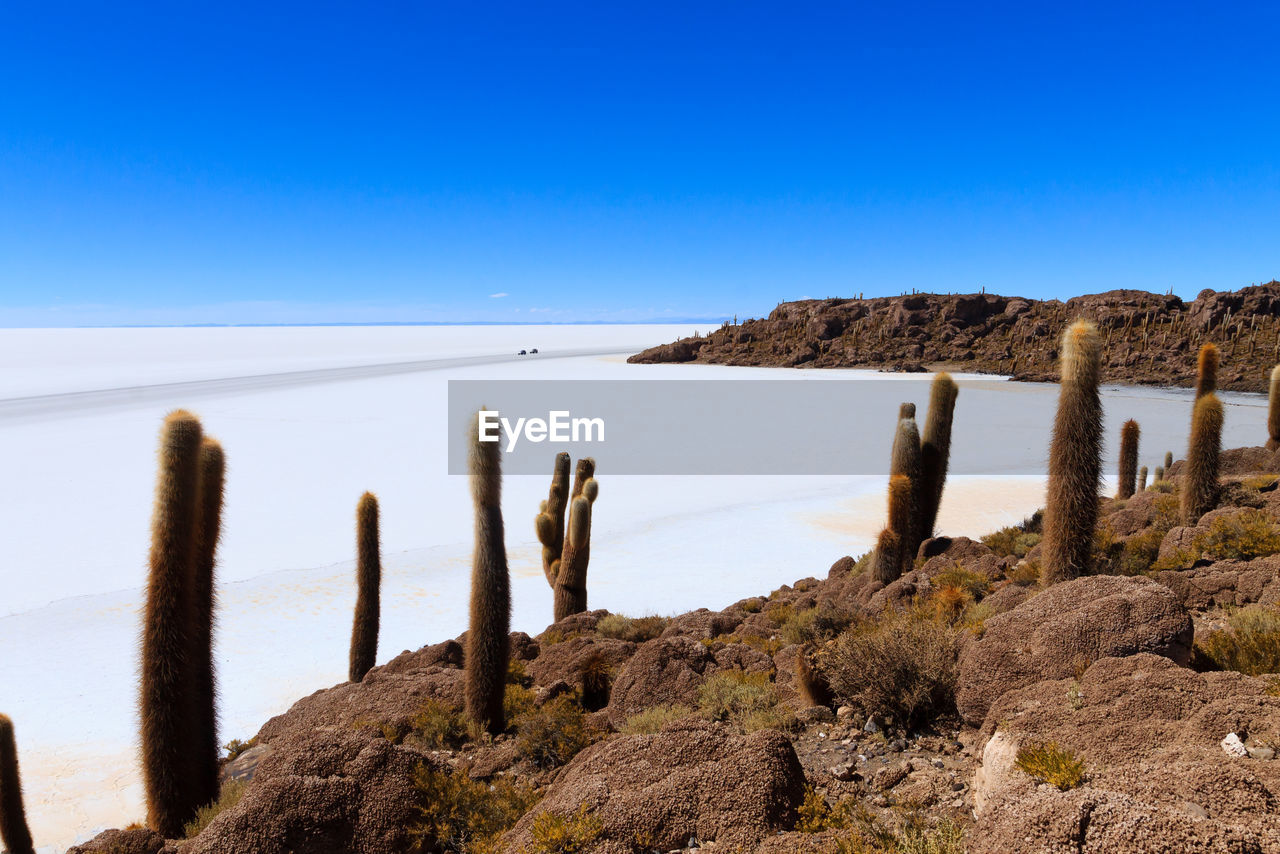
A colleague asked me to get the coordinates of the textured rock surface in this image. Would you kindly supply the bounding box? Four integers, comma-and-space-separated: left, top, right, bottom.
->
500, 718, 806, 851
956, 575, 1194, 725
969, 654, 1280, 853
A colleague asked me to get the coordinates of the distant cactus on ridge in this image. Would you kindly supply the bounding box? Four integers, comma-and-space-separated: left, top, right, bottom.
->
349, 491, 381, 683
466, 411, 511, 735
1117, 419, 1140, 499
1182, 393, 1223, 524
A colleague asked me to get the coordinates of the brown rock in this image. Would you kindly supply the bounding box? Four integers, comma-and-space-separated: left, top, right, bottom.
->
955, 575, 1193, 725
69, 829, 168, 854
500, 719, 805, 851
606, 636, 716, 723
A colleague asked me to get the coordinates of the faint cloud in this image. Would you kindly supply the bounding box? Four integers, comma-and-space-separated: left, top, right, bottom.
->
489, 292, 509, 299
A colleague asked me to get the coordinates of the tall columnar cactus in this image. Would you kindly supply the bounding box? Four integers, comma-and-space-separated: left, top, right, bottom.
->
466, 411, 511, 735
0, 715, 34, 854
349, 491, 381, 683
898, 402, 916, 420
919, 373, 959, 539
1165, 451, 1173, 470
1182, 393, 1224, 524
1041, 321, 1103, 586
535, 452, 571, 584
190, 438, 224, 811
1195, 343, 1219, 399
1117, 419, 1140, 499
1138, 466, 1148, 492
140, 410, 204, 837
890, 416, 923, 572
1155, 465, 1165, 482
1267, 366, 1280, 451
554, 480, 599, 621
536, 456, 598, 621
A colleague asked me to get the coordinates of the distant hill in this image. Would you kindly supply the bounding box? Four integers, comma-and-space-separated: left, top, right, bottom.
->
628, 282, 1280, 392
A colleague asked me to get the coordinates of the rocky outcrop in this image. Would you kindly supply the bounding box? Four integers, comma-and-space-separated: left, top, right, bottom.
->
630, 283, 1280, 392
955, 575, 1194, 725
500, 718, 806, 851
969, 654, 1280, 853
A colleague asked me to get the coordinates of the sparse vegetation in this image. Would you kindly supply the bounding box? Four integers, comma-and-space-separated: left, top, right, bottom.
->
407, 699, 471, 749
619, 704, 691, 734
1154, 509, 1280, 570
182, 779, 247, 839
525, 804, 603, 853
696, 669, 795, 733
1194, 605, 1280, 676
223, 738, 256, 761
595, 614, 669, 643
1014, 741, 1087, 790
780, 602, 855, 646
796, 792, 965, 854
827, 608, 959, 729
411, 764, 540, 853
515, 695, 597, 769
981, 511, 1043, 558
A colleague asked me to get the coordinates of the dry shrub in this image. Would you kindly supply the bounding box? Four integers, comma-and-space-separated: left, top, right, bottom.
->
1014, 741, 1087, 790
1194, 605, 1280, 676
223, 738, 255, 761
595, 614, 670, 643
696, 669, 795, 733
411, 764, 540, 852
526, 804, 603, 853
515, 695, 597, 769
504, 683, 537, 726
981, 510, 1043, 558
183, 779, 246, 838
827, 608, 960, 729
620, 703, 691, 735
408, 699, 471, 749
1006, 561, 1040, 586
796, 791, 965, 854
1155, 509, 1280, 570
780, 602, 854, 646
507, 658, 532, 687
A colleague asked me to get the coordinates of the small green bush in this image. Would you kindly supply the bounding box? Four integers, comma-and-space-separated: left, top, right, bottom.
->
780, 602, 855, 646
183, 779, 247, 838
619, 704, 691, 735
595, 614, 670, 643
981, 510, 1043, 558
408, 699, 471, 749
223, 738, 256, 761
504, 683, 537, 726
697, 669, 795, 733
1194, 605, 1280, 676
827, 608, 959, 729
411, 764, 540, 852
526, 804, 603, 853
515, 695, 597, 769
1155, 510, 1280, 569
1014, 741, 1087, 790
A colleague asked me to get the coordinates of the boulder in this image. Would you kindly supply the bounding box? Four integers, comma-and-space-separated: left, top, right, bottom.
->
69, 829, 170, 854
955, 575, 1193, 725
606, 636, 717, 723
1154, 555, 1280, 610
968, 654, 1280, 853
499, 718, 805, 851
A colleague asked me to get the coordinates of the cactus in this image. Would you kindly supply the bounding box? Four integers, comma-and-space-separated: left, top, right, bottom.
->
1155, 465, 1165, 482
1267, 366, 1280, 451
466, 411, 511, 735
1117, 419, 1140, 499
536, 456, 598, 621
898, 402, 916, 420
1195, 343, 1219, 399
535, 452, 571, 584
796, 654, 833, 708
870, 527, 902, 586
1182, 393, 1224, 524
890, 416, 923, 572
1041, 321, 1103, 585
190, 438, 224, 811
919, 373, 959, 539
349, 492, 381, 683
1165, 451, 1173, 470
140, 410, 204, 837
0, 715, 34, 854
1138, 466, 1148, 492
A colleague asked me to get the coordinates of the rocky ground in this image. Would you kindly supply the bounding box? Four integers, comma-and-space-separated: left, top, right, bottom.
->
68, 447, 1280, 853
629, 282, 1280, 392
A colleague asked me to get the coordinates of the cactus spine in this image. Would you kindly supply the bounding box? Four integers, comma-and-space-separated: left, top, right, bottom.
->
1267, 366, 1280, 451
889, 415, 923, 573
140, 410, 204, 837
870, 527, 902, 586
1117, 419, 1140, 499
349, 492, 381, 683
919, 373, 958, 539
1041, 321, 1103, 585
1182, 393, 1224, 524
536, 456, 598, 621
190, 438, 224, 811
1138, 466, 1148, 492
1195, 343, 1219, 399
0, 715, 34, 854
466, 411, 511, 735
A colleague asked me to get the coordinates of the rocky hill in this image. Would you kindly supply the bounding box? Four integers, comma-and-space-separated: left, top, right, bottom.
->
629, 282, 1280, 392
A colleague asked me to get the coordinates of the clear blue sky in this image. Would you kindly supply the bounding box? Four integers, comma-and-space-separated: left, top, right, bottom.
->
1, 2, 1278, 326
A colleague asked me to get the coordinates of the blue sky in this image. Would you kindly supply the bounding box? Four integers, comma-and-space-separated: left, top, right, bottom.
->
1, 2, 1278, 326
